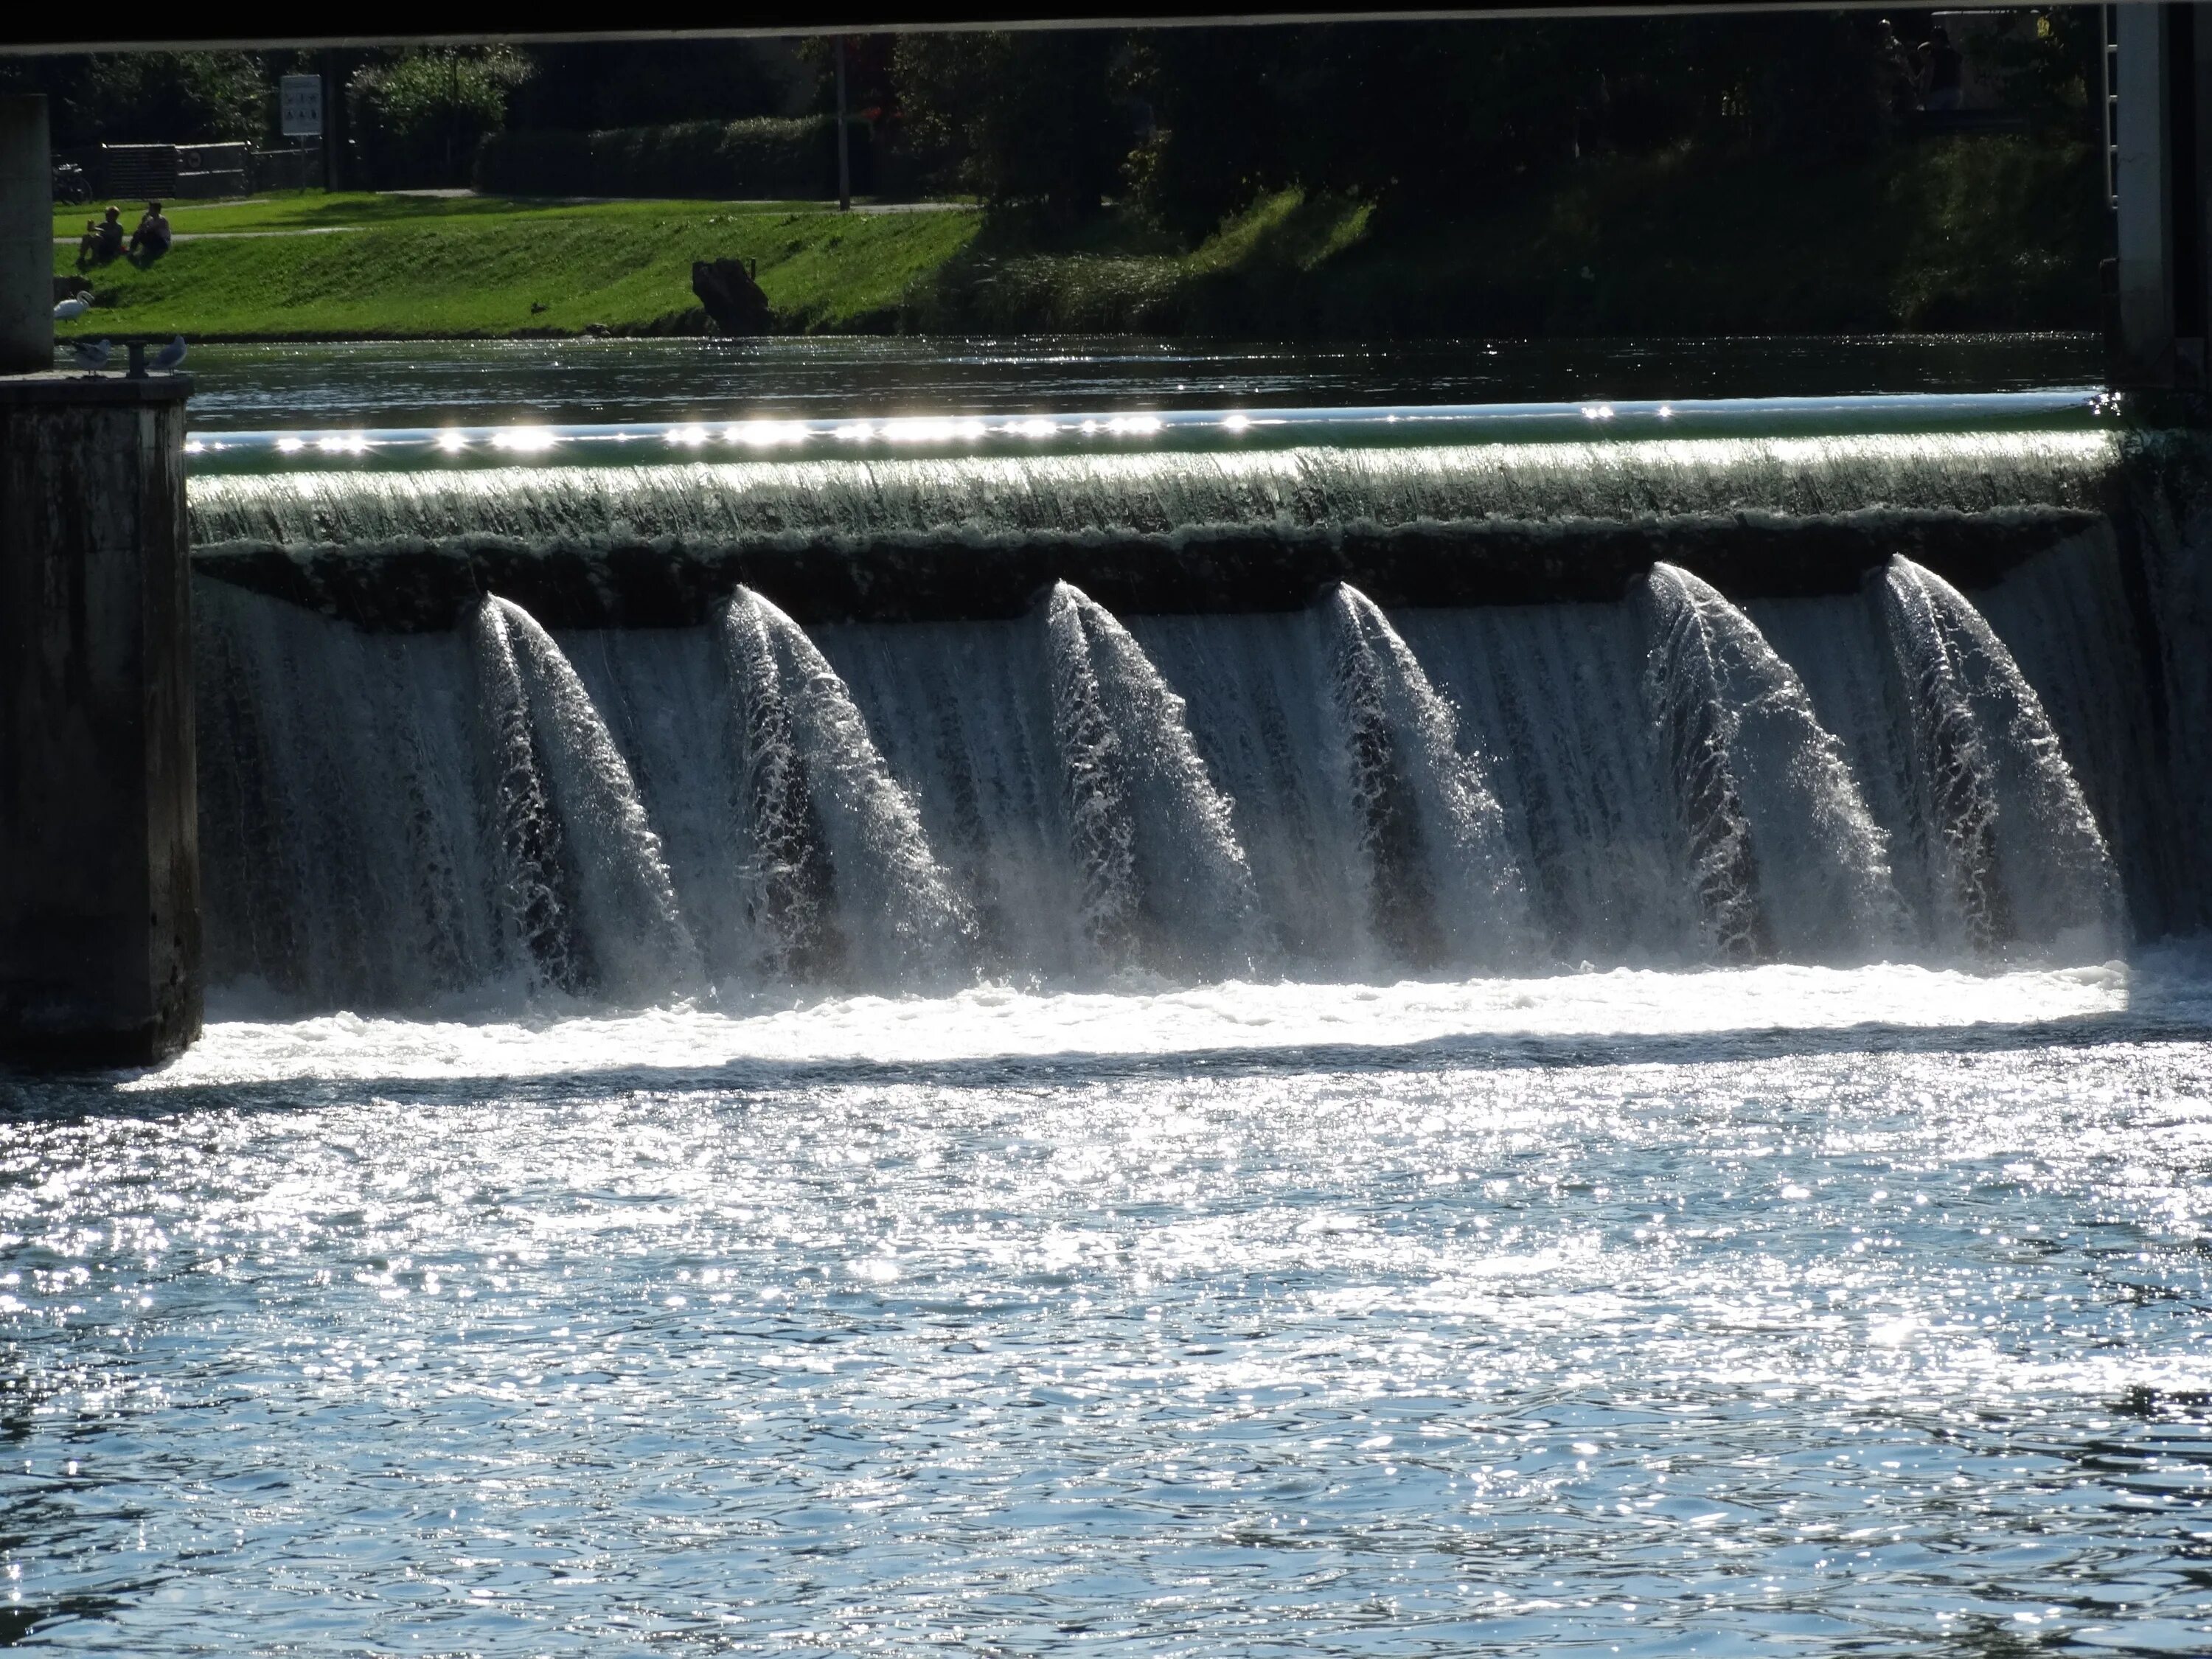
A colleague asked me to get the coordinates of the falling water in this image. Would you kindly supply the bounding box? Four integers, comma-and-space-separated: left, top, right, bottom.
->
187, 434, 2117, 552
719, 588, 970, 986
1041, 582, 1258, 978
185, 430, 2168, 1010
1321, 584, 1533, 970
1638, 564, 1900, 964
1879, 555, 2124, 958
468, 597, 700, 999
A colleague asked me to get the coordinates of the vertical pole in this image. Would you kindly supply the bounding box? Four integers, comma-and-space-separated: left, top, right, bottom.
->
2168, 4, 2205, 380
836, 38, 852, 212
2106, 4, 2122, 209
2116, 4, 2177, 383
2191, 4, 2212, 373
327, 51, 349, 192
322, 52, 338, 191
0, 96, 53, 378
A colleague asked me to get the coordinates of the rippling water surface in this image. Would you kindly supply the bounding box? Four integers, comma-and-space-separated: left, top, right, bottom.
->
4, 962, 2211, 1654
167, 333, 2103, 432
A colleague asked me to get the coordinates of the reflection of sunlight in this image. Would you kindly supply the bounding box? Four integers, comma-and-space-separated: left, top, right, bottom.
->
727, 420, 807, 448
666, 425, 709, 448
833, 422, 874, 443
1005, 417, 1057, 439
1106, 414, 1163, 436
880, 417, 988, 444
274, 436, 303, 453
490, 426, 557, 453
315, 433, 370, 454
436, 431, 468, 454
1222, 413, 1251, 432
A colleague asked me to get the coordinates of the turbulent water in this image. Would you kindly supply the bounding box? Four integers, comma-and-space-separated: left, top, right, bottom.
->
6, 962, 2212, 1655
192, 441, 2138, 1010
187, 431, 2115, 549
10, 414, 2209, 1655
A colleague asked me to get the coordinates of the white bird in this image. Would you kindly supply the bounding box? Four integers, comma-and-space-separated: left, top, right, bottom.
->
152, 335, 187, 373
72, 338, 111, 375
53, 294, 91, 321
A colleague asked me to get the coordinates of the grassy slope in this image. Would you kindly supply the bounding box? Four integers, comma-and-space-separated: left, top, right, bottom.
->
52, 137, 2103, 341
55, 194, 979, 338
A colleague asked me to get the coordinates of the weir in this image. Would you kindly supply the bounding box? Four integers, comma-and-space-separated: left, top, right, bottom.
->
178, 416, 2208, 1015
187, 429, 2120, 628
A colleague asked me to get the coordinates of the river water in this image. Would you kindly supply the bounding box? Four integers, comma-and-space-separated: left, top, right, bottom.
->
171, 333, 2103, 431
7, 967, 2212, 1655
7, 332, 2210, 1656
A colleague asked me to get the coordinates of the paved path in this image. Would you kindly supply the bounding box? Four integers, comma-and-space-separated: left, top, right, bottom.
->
58, 226, 364, 246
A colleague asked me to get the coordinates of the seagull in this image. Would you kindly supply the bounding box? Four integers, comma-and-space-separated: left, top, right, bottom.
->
152, 335, 187, 373
53, 293, 91, 321
72, 338, 111, 375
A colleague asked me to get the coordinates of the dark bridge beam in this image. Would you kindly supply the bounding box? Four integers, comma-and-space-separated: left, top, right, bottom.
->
0, 0, 1918, 55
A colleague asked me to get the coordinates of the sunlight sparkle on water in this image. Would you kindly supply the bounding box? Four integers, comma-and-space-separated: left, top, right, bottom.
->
7, 961, 2212, 1654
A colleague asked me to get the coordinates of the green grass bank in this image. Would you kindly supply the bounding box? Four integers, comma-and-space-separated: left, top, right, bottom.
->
54, 195, 980, 339
55, 138, 2105, 343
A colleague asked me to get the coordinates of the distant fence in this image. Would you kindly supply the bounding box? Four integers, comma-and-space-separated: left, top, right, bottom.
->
475, 115, 872, 201
73, 142, 320, 201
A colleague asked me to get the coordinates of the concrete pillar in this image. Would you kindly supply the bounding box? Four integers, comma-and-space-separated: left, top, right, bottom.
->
2116, 5, 2178, 383
2112, 4, 2212, 387
0, 375, 199, 1067
0, 96, 52, 377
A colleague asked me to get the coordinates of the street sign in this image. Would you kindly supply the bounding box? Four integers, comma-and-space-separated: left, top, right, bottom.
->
280, 75, 323, 138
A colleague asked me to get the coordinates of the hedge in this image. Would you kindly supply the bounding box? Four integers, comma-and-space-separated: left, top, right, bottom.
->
474, 116, 873, 200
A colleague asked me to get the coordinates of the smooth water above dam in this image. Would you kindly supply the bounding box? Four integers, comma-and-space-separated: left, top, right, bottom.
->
169, 333, 2107, 433
8, 387, 2212, 1656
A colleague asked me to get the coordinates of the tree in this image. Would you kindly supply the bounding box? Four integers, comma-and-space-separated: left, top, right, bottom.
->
348, 48, 531, 188
892, 31, 1127, 220
0, 52, 272, 149
507, 41, 789, 132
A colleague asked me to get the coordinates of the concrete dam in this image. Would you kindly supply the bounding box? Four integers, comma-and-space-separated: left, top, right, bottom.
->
170, 403, 2212, 1012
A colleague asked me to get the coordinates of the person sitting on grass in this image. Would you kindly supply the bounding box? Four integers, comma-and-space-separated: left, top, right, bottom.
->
77, 206, 124, 267
128, 201, 172, 262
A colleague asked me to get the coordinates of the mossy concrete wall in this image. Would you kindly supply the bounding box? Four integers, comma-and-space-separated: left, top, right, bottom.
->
0, 375, 198, 1066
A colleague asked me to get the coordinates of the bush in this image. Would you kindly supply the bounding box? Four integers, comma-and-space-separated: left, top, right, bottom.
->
476, 116, 871, 200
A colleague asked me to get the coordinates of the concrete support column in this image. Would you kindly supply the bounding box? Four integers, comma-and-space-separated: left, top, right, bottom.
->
2112, 4, 2212, 387
2116, 5, 2179, 383
0, 96, 52, 377
0, 376, 199, 1067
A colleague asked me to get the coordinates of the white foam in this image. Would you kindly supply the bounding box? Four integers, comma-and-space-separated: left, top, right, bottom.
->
135, 958, 2157, 1088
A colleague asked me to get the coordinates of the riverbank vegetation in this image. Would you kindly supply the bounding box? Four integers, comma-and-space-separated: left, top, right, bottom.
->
52, 196, 978, 338
29, 11, 2110, 340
